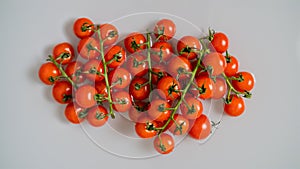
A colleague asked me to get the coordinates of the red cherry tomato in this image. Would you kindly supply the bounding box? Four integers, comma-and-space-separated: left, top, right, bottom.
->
64, 102, 85, 124
151, 64, 168, 85
135, 116, 158, 138
124, 32, 146, 53
73, 18, 94, 39
128, 101, 149, 122
180, 96, 203, 120
151, 41, 173, 63
154, 19, 176, 41
129, 77, 150, 100
65, 61, 85, 84
211, 32, 229, 54
232, 71, 255, 92
153, 133, 175, 154
77, 37, 100, 59
104, 45, 126, 68
38, 62, 61, 85
148, 99, 171, 122
224, 95, 245, 117
212, 77, 227, 99
94, 81, 108, 99
52, 81, 72, 104
108, 67, 131, 89
87, 105, 108, 127
224, 55, 239, 77
127, 55, 148, 77
177, 36, 201, 60
99, 23, 119, 46
202, 52, 227, 76
189, 114, 211, 140
157, 76, 181, 101
167, 56, 192, 80
83, 59, 104, 83
112, 91, 132, 113
52, 42, 75, 65
75, 85, 97, 108
195, 73, 214, 99
168, 114, 189, 135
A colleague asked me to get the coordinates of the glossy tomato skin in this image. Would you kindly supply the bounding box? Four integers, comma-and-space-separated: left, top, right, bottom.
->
177, 36, 201, 60
224, 55, 239, 77
224, 95, 245, 117
38, 62, 61, 85
154, 19, 176, 41
211, 32, 229, 54
77, 37, 100, 59
127, 55, 148, 77
128, 101, 149, 122
232, 71, 255, 92
151, 64, 168, 85
124, 32, 146, 53
99, 23, 118, 46
65, 61, 85, 84
52, 42, 75, 65
135, 116, 158, 138
83, 59, 104, 82
148, 99, 171, 122
167, 56, 192, 80
112, 91, 132, 113
104, 45, 126, 68
94, 81, 108, 99
151, 41, 173, 63
180, 96, 203, 120
189, 114, 211, 140
129, 77, 150, 100
108, 68, 131, 89
64, 102, 85, 124
52, 81, 72, 104
202, 52, 227, 76
157, 76, 181, 101
168, 114, 189, 135
195, 73, 214, 99
75, 85, 97, 108
153, 133, 175, 154
73, 18, 94, 39
212, 77, 227, 99
87, 105, 108, 127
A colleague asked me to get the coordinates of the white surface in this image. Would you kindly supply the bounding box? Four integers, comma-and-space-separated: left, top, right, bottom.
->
0, 0, 299, 168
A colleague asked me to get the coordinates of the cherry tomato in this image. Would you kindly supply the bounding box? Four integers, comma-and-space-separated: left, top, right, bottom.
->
64, 102, 86, 124
177, 36, 201, 60
189, 114, 211, 140
112, 91, 132, 113
211, 32, 229, 54
157, 76, 181, 101
104, 45, 126, 68
108, 67, 131, 89
195, 73, 214, 99
127, 55, 148, 77
75, 85, 97, 108
180, 96, 203, 120
124, 32, 146, 53
232, 71, 255, 92
168, 114, 189, 135
135, 116, 158, 138
87, 105, 108, 127
151, 41, 173, 63
167, 56, 192, 80
202, 52, 227, 76
99, 23, 118, 46
224, 95, 245, 117
129, 77, 150, 100
38, 62, 61, 85
77, 37, 100, 59
224, 55, 239, 77
153, 133, 175, 154
151, 64, 168, 85
65, 61, 85, 84
94, 81, 108, 99
212, 77, 227, 99
52, 42, 75, 65
128, 101, 149, 122
154, 19, 176, 41
73, 18, 94, 39
52, 81, 72, 104
83, 59, 104, 82
148, 99, 171, 122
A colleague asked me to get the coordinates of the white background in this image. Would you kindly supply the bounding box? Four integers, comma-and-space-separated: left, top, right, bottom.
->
0, 0, 299, 168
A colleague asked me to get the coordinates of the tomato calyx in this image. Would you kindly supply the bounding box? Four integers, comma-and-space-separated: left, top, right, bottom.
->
167, 83, 180, 96
95, 111, 108, 120
81, 22, 94, 32
134, 81, 149, 90
62, 94, 72, 103
94, 94, 108, 104
130, 41, 143, 52
207, 28, 215, 41
78, 109, 88, 119
154, 26, 165, 41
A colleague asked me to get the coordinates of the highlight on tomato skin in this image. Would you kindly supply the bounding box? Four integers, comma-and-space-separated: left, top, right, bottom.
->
64, 102, 86, 124
74, 85, 98, 109
189, 114, 211, 140
38, 62, 61, 85
154, 18, 176, 41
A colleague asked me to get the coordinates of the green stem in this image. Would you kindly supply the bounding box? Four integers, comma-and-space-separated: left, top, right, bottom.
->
222, 73, 243, 95
146, 33, 153, 90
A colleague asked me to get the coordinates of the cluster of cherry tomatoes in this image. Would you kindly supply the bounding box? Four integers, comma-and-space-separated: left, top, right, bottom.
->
38, 17, 255, 155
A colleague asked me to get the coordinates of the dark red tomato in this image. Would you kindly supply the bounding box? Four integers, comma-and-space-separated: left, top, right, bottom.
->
87, 105, 108, 127
135, 116, 158, 138
195, 73, 214, 99
232, 71, 255, 92
99, 23, 119, 46
177, 36, 201, 60
211, 32, 229, 54
52, 42, 75, 65
189, 114, 211, 140
180, 96, 203, 120
202, 52, 227, 76
83, 59, 104, 82
65, 61, 85, 84
52, 81, 72, 104
224, 95, 245, 117
73, 18, 94, 39
94, 81, 108, 99
153, 133, 175, 154
112, 91, 132, 113
154, 19, 176, 41
148, 99, 171, 122
75, 85, 97, 108
151, 64, 168, 85
64, 102, 86, 124
124, 32, 146, 53
38, 62, 61, 85
151, 41, 173, 63
108, 67, 131, 89
77, 37, 100, 59
168, 114, 189, 135
129, 77, 150, 100
212, 77, 227, 99
157, 76, 181, 101
127, 55, 148, 77
224, 55, 239, 77
128, 101, 149, 122
104, 45, 126, 68
167, 56, 192, 80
